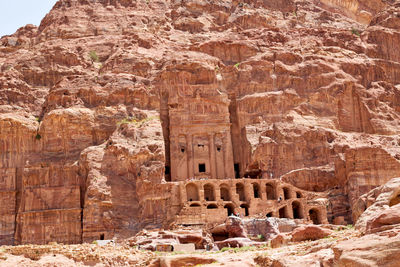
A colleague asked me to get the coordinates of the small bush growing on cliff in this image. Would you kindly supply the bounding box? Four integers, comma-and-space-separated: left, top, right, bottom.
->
351, 28, 360, 36
89, 51, 99, 62
35, 133, 41, 140
234, 62, 240, 69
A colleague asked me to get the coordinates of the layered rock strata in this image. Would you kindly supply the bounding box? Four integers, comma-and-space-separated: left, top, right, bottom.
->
2, 0, 400, 244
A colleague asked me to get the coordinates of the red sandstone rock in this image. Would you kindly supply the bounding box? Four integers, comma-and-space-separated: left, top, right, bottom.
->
354, 177, 400, 233
225, 217, 248, 238
333, 233, 400, 266
215, 237, 261, 250
270, 234, 287, 248
366, 204, 400, 234
291, 225, 333, 242
268, 249, 334, 267
130, 229, 211, 251
1, 0, 400, 246
150, 255, 217, 267
243, 218, 280, 241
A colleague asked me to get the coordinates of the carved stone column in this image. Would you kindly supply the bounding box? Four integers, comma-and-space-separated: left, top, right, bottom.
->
187, 135, 194, 179
209, 133, 217, 179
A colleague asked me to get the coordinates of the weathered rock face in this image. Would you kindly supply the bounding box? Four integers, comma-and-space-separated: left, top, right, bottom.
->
291, 225, 333, 242
353, 177, 400, 233
2, 0, 400, 245
333, 233, 400, 266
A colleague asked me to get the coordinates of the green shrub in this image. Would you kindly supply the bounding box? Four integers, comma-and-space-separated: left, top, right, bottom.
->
234, 62, 240, 69
89, 51, 99, 62
35, 133, 41, 140
351, 28, 360, 36
220, 247, 231, 252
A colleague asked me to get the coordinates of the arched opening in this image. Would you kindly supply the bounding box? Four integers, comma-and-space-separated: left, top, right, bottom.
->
266, 184, 275, 200
279, 206, 288, 218
389, 193, 400, 207
309, 208, 321, 224
190, 203, 201, 207
292, 201, 303, 219
224, 204, 235, 216
240, 204, 249, 216
253, 183, 260, 198
236, 183, 245, 201
204, 184, 215, 201
186, 183, 199, 201
100, 234, 105, 240
266, 212, 273, 218
220, 184, 231, 201
207, 204, 218, 209
282, 187, 291, 200
296, 191, 302, 198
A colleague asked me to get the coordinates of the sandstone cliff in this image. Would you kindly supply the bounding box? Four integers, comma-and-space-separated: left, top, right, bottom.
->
2, 0, 400, 244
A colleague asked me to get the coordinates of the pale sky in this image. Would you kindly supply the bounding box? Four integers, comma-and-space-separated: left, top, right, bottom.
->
0, 0, 58, 37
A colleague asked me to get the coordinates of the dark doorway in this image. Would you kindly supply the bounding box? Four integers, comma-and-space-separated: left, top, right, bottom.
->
234, 163, 240, 178
204, 184, 215, 201
296, 192, 302, 198
309, 209, 321, 224
220, 185, 231, 201
199, 163, 206, 173
266, 212, 273, 217
225, 204, 234, 216
292, 201, 303, 219
240, 204, 249, 216
266, 184, 275, 200
186, 183, 199, 201
236, 183, 245, 201
165, 165, 171, 182
279, 207, 286, 218
253, 183, 260, 198
100, 234, 105, 240
283, 187, 290, 200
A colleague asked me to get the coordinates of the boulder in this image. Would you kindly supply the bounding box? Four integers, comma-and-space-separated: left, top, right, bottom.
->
225, 216, 248, 238
270, 234, 288, 248
243, 218, 280, 240
291, 225, 332, 242
215, 237, 261, 249
267, 249, 334, 267
366, 203, 400, 234
354, 177, 400, 233
333, 233, 400, 266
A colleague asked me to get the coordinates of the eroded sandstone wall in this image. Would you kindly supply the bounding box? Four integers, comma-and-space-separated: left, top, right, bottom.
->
1, 0, 400, 244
